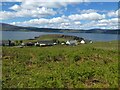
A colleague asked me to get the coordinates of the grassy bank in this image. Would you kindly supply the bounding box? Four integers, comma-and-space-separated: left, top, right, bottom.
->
15, 34, 83, 43
2, 40, 119, 88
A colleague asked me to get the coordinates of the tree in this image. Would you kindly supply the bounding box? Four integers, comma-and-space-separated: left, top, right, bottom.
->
52, 39, 59, 44
8, 40, 11, 46
15, 40, 19, 45
20, 40, 23, 43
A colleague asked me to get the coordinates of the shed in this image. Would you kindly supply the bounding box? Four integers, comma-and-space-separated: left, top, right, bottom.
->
80, 40, 85, 44
66, 40, 78, 45
35, 40, 55, 46
26, 42, 34, 46
2, 40, 9, 46
2, 40, 15, 46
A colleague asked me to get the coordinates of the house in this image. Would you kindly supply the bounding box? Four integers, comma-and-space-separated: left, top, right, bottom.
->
84, 40, 93, 44
35, 42, 39, 46
35, 40, 55, 46
2, 40, 15, 46
66, 40, 78, 45
53, 42, 57, 45
26, 42, 34, 46
21, 43, 25, 46
80, 39, 93, 44
2, 40, 9, 46
10, 41, 15, 46
61, 42, 65, 45
61, 41, 66, 45
80, 40, 85, 44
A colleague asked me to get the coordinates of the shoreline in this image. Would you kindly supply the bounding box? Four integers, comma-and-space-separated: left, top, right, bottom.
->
2, 33, 119, 42
1, 30, 119, 34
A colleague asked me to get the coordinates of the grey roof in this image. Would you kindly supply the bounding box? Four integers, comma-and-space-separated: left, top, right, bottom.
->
69, 40, 77, 44
38, 40, 54, 44
2, 40, 9, 44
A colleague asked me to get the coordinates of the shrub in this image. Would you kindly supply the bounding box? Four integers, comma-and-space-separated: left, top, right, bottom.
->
74, 55, 81, 62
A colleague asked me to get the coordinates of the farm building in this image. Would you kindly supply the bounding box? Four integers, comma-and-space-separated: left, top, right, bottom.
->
2, 40, 9, 46
2, 40, 15, 46
80, 40, 85, 44
66, 40, 78, 45
21, 42, 25, 46
35, 40, 56, 46
26, 42, 34, 46
80, 39, 93, 44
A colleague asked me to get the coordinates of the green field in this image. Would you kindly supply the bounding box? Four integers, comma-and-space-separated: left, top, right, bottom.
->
2, 40, 119, 88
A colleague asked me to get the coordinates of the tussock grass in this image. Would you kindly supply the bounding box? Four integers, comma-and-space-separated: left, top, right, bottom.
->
2, 41, 119, 88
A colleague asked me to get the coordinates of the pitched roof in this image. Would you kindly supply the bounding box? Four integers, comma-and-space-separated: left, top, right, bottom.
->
68, 40, 77, 43
38, 40, 54, 44
2, 40, 9, 44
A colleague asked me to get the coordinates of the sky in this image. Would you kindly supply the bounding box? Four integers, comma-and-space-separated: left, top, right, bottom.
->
0, 0, 120, 29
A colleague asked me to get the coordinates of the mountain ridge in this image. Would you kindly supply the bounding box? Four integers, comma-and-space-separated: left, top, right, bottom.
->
0, 23, 119, 34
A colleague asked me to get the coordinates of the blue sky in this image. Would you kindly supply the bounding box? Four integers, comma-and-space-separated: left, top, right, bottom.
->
0, 1, 119, 29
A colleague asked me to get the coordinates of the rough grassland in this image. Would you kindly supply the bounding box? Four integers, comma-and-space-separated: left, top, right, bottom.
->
2, 41, 119, 88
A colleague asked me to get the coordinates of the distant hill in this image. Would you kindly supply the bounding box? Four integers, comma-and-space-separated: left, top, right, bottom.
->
0, 23, 38, 31
0, 23, 26, 31
0, 23, 119, 34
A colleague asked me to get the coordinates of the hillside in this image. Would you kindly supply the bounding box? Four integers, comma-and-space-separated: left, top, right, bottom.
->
2, 40, 119, 88
0, 23, 119, 34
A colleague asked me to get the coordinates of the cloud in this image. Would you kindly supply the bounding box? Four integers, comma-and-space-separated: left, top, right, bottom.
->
79, 9, 97, 14
0, 11, 15, 20
68, 12, 105, 21
89, 0, 119, 2
2, 1, 112, 20
10, 16, 73, 29
49, 17, 64, 24
1, 0, 119, 2
1, 1, 119, 29
10, 13, 118, 29
74, 21, 81, 25
25, 18, 49, 25
49, 16, 69, 24
1, 0, 22, 2
0, 7, 57, 20
61, 22, 70, 26
11, 21, 118, 30
15, 0, 85, 10
9, 4, 21, 11
98, 18, 119, 24
11, 16, 67, 25
1, 0, 85, 20
1, 0, 89, 2
107, 9, 120, 18
93, 18, 119, 29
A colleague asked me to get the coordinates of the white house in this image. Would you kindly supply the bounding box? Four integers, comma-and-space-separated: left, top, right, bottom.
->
80, 40, 93, 44
66, 40, 78, 45
21, 43, 25, 46
40, 43, 46, 46
53, 42, 57, 45
35, 42, 39, 46
89, 40, 93, 44
80, 40, 85, 44
34, 40, 55, 46
66, 41, 70, 45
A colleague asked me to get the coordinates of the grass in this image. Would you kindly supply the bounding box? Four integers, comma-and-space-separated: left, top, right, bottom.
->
20, 34, 79, 43
2, 40, 119, 88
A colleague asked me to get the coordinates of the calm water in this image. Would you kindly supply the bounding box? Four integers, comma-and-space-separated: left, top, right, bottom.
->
1, 31, 118, 41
